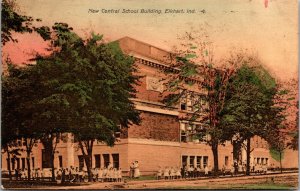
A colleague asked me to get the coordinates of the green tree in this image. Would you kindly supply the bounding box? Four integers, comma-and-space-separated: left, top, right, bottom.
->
163, 29, 238, 176
1, 0, 38, 45
33, 23, 141, 181
2, 62, 44, 180
220, 63, 279, 175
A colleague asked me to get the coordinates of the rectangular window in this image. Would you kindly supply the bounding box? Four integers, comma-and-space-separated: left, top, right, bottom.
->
15, 158, 20, 169
182, 155, 188, 168
190, 156, 195, 167
265, 158, 268, 165
94, 154, 101, 168
42, 149, 51, 168
186, 125, 193, 142
11, 158, 15, 170
103, 154, 110, 168
261, 158, 265, 165
112, 154, 119, 169
21, 158, 25, 170
59, 156, 63, 168
180, 103, 187, 110
196, 156, 201, 168
203, 156, 208, 168
78, 155, 85, 171
180, 92, 187, 110
257, 158, 260, 165
32, 157, 35, 169
180, 123, 197, 142
225, 156, 229, 166
180, 123, 187, 142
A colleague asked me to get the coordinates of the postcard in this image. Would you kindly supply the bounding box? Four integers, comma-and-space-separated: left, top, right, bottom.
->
1, 0, 298, 190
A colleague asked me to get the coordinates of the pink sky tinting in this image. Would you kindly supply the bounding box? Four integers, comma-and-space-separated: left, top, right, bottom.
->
2, 0, 298, 81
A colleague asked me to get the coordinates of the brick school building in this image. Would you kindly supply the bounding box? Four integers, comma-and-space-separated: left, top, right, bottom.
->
1, 37, 298, 176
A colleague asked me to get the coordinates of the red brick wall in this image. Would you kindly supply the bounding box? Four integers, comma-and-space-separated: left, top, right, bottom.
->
128, 111, 179, 142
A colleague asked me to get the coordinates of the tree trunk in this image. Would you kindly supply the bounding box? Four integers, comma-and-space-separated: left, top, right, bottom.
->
6, 148, 12, 181
41, 135, 56, 182
79, 140, 94, 182
246, 137, 251, 175
26, 152, 31, 181
85, 154, 92, 182
85, 140, 93, 182
211, 140, 219, 176
279, 151, 282, 173
50, 151, 55, 181
232, 140, 242, 164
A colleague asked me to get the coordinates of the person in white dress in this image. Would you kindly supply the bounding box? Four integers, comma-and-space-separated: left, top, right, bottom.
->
38, 168, 43, 181
107, 168, 112, 182
56, 169, 62, 183
204, 165, 209, 176
188, 166, 194, 178
31, 169, 35, 180
130, 162, 135, 179
20, 169, 25, 180
156, 166, 162, 180
117, 168, 122, 182
113, 168, 118, 182
230, 165, 235, 176
94, 168, 99, 182
175, 166, 181, 179
97, 168, 103, 182
133, 161, 140, 178
163, 167, 169, 180
102, 167, 107, 182
107, 162, 113, 170
170, 167, 176, 180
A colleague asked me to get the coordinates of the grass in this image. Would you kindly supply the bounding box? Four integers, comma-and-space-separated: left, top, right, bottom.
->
158, 183, 295, 190
126, 175, 157, 181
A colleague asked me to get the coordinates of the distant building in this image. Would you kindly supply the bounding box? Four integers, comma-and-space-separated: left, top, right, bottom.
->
1, 37, 298, 175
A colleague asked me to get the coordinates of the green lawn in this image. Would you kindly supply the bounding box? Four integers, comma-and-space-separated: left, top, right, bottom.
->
158, 183, 295, 190
126, 175, 157, 181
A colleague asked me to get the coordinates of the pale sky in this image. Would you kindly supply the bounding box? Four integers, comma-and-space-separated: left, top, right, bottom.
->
3, 0, 298, 80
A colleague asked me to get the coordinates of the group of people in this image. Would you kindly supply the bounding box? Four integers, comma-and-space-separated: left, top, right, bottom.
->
221, 161, 268, 176
14, 168, 45, 181
12, 163, 123, 183
56, 164, 123, 183
129, 161, 140, 179
156, 165, 211, 180
252, 164, 268, 174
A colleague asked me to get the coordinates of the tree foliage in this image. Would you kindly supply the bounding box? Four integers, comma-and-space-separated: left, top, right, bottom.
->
1, 0, 38, 45
162, 28, 239, 175
220, 63, 285, 175
2, 21, 141, 181
35, 23, 140, 181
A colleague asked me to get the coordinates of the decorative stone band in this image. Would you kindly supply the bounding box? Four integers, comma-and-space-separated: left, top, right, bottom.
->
127, 138, 180, 147
133, 54, 203, 84
134, 104, 179, 116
